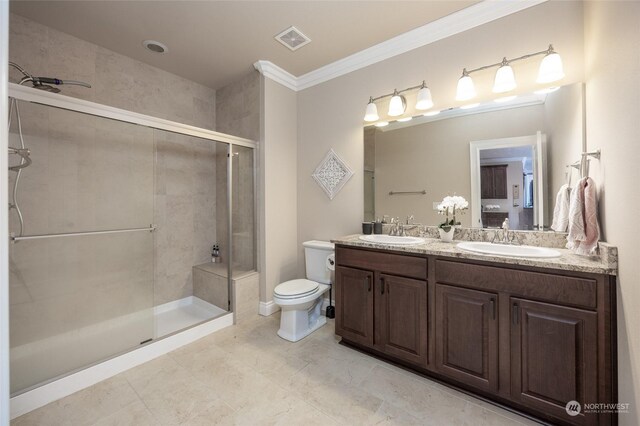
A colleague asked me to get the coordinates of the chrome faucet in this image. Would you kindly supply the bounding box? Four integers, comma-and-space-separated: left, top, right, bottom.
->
491, 218, 511, 244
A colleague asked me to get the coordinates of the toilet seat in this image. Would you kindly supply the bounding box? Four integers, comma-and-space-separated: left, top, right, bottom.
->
274, 279, 319, 299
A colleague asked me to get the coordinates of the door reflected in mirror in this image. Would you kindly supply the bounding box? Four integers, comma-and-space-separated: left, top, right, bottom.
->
363, 83, 584, 231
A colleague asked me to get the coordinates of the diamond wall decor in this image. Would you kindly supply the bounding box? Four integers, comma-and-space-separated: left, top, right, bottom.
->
312, 149, 354, 200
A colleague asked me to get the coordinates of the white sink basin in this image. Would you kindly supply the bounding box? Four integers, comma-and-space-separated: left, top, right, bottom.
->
359, 235, 426, 246
456, 242, 561, 258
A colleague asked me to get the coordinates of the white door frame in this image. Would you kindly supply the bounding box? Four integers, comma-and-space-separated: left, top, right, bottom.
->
1, 1, 11, 425
469, 132, 547, 229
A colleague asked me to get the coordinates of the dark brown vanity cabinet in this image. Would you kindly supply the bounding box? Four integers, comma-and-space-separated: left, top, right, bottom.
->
510, 298, 599, 426
335, 266, 373, 347
335, 245, 617, 426
377, 274, 428, 366
435, 284, 499, 393
335, 247, 429, 367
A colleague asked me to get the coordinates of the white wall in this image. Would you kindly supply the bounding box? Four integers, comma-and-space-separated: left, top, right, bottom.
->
296, 0, 584, 274
584, 2, 640, 424
1, 2, 10, 424
259, 77, 298, 304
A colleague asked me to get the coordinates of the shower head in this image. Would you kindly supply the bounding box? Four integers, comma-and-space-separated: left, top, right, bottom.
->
32, 81, 61, 93
9, 62, 91, 92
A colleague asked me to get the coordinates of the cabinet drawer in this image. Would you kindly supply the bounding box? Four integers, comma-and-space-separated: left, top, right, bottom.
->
435, 260, 596, 309
336, 246, 427, 280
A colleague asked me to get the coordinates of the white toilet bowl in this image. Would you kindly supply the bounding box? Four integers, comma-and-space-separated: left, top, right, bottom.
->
273, 240, 334, 342
273, 279, 330, 342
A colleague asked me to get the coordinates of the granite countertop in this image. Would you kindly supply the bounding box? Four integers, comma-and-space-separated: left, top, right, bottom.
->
331, 234, 618, 276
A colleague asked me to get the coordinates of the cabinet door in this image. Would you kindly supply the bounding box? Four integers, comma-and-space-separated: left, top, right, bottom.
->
480, 166, 494, 199
335, 266, 374, 347
377, 274, 428, 366
493, 165, 508, 199
435, 284, 499, 392
510, 298, 598, 426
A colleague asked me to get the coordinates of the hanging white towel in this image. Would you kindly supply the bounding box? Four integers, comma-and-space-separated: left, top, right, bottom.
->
550, 184, 571, 232
567, 177, 600, 255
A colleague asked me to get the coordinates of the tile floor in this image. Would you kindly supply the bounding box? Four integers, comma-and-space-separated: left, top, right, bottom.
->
12, 314, 540, 425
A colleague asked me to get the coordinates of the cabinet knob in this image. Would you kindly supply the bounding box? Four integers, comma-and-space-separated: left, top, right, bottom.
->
366, 275, 372, 292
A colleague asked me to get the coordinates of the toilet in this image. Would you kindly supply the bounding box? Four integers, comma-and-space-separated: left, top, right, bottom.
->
273, 240, 334, 342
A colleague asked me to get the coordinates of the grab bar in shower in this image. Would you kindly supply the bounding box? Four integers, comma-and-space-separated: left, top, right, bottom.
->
10, 224, 157, 242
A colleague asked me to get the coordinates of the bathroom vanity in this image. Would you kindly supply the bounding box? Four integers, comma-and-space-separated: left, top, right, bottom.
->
333, 236, 617, 426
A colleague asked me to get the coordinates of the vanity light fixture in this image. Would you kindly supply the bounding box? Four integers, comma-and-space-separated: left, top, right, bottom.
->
493, 58, 517, 93
388, 90, 406, 116
415, 81, 434, 110
455, 69, 476, 101
456, 44, 564, 101
364, 97, 379, 122
363, 79, 434, 121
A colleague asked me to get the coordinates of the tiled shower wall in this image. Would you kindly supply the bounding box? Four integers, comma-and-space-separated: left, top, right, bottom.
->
7, 13, 225, 314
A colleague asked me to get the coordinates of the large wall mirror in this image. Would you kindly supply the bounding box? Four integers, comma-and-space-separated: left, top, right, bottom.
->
364, 82, 584, 231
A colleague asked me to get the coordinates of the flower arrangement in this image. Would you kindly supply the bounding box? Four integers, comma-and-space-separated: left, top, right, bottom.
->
437, 195, 469, 232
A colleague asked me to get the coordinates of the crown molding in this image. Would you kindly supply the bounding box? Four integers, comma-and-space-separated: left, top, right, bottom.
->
254, 0, 548, 92
253, 60, 298, 91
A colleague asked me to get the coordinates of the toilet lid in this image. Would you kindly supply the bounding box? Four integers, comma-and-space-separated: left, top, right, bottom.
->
274, 279, 319, 299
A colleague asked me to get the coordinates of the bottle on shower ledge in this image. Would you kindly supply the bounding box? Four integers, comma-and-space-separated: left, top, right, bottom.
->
211, 244, 220, 263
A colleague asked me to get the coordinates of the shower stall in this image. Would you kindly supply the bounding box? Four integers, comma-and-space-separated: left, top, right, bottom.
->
6, 83, 256, 403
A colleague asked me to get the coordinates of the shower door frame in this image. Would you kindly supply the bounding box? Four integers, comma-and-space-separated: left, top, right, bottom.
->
5, 83, 257, 405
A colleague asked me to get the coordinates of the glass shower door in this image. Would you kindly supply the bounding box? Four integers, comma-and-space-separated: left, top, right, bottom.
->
8, 101, 155, 394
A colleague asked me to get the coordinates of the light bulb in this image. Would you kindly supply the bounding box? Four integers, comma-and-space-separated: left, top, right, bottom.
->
423, 110, 440, 117
363, 98, 379, 122
415, 85, 434, 110
456, 70, 476, 101
397, 117, 412, 122
374, 121, 389, 127
537, 47, 564, 83
493, 61, 516, 93
388, 91, 406, 116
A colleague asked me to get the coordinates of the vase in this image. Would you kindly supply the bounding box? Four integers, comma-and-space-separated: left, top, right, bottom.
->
438, 227, 455, 242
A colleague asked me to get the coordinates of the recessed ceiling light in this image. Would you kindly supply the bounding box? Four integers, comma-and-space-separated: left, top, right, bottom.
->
275, 26, 311, 51
423, 110, 441, 117
397, 117, 413, 122
143, 40, 168, 54
374, 121, 389, 127
460, 103, 480, 109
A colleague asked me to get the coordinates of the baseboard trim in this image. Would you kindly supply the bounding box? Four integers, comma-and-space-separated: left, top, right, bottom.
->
10, 312, 233, 419
259, 301, 280, 316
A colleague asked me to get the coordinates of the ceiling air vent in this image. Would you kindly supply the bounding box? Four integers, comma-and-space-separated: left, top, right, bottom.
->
275, 26, 311, 51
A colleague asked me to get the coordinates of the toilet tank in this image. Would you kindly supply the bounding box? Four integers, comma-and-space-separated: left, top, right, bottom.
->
303, 240, 334, 285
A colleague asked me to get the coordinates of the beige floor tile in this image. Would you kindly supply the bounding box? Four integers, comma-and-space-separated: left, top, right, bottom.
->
91, 400, 159, 426
12, 375, 139, 426
124, 356, 219, 425
365, 401, 425, 425
15, 314, 538, 426
179, 399, 237, 426
285, 364, 383, 425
